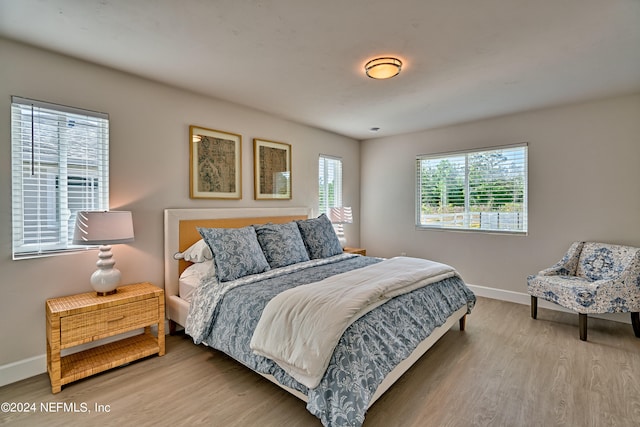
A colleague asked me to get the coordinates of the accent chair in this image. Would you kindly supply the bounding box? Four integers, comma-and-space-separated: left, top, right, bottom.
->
527, 241, 640, 341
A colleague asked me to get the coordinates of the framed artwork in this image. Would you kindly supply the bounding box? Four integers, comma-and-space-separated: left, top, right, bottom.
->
189, 125, 242, 199
253, 138, 291, 200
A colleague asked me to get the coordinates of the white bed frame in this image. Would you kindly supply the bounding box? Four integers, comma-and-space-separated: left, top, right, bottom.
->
163, 207, 467, 407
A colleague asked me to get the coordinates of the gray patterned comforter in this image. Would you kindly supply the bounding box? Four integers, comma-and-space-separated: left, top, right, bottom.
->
187, 255, 476, 426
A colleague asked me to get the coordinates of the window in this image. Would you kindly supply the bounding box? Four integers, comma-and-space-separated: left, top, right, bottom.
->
416, 144, 527, 234
318, 155, 343, 216
11, 96, 109, 259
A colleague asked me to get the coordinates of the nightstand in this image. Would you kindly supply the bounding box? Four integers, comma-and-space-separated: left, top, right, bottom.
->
46, 282, 165, 393
343, 247, 366, 256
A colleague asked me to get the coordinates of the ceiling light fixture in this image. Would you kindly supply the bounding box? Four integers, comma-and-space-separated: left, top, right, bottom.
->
365, 57, 402, 79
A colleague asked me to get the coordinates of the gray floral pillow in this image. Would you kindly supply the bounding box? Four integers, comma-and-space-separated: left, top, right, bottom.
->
296, 214, 343, 259
254, 222, 310, 268
197, 226, 270, 282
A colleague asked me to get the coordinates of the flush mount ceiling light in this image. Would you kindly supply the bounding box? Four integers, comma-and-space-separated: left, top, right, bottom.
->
364, 57, 402, 79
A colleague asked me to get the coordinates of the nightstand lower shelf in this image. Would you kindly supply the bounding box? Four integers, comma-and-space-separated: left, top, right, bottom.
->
57, 334, 160, 387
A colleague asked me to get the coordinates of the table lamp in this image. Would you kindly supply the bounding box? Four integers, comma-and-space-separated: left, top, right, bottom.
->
73, 211, 134, 296
329, 206, 353, 248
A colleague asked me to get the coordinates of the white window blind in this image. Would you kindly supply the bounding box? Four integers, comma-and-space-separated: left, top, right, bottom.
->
416, 144, 528, 234
318, 155, 343, 216
11, 96, 110, 259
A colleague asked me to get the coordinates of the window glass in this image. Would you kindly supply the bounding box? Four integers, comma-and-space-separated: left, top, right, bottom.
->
318, 155, 343, 216
416, 144, 527, 234
11, 97, 109, 258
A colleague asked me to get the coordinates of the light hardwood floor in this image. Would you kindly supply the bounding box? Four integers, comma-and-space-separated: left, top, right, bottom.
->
2, 297, 639, 426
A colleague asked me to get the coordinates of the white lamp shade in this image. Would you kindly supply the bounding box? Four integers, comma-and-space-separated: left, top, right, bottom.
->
73, 211, 134, 245
329, 207, 353, 224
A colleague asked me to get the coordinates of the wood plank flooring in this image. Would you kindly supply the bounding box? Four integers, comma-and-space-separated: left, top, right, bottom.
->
2, 297, 639, 426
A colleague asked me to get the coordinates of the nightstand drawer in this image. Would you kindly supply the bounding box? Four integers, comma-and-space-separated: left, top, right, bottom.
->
60, 298, 159, 348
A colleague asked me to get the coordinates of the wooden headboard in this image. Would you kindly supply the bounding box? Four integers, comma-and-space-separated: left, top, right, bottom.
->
164, 207, 311, 300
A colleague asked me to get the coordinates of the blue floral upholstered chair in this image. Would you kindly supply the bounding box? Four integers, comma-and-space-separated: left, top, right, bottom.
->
527, 242, 640, 341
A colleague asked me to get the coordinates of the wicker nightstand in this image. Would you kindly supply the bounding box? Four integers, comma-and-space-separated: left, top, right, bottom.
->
46, 282, 165, 393
343, 247, 366, 256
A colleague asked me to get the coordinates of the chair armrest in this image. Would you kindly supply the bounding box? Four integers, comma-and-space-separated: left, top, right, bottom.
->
593, 252, 640, 292
590, 274, 640, 312
620, 251, 640, 287
537, 241, 584, 276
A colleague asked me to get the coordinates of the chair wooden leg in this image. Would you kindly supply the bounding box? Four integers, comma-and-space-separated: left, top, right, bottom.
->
530, 296, 537, 319
631, 312, 640, 338
579, 314, 587, 341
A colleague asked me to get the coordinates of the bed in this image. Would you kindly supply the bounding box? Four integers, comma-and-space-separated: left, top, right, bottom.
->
164, 207, 476, 426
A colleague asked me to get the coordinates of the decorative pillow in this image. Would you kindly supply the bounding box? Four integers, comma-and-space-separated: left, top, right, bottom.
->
198, 226, 270, 282
296, 214, 343, 259
254, 222, 310, 268
176, 239, 212, 263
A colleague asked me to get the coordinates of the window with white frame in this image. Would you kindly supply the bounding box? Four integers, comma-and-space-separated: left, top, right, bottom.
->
11, 96, 110, 259
416, 144, 528, 234
318, 155, 343, 216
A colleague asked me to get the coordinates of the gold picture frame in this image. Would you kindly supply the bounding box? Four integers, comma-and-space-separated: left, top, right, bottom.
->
253, 138, 292, 200
189, 125, 242, 199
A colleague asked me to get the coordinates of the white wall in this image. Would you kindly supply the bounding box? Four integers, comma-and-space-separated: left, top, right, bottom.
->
361, 94, 640, 297
0, 38, 360, 374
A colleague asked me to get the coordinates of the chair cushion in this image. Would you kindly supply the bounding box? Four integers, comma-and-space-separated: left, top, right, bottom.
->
528, 275, 598, 309
576, 243, 635, 281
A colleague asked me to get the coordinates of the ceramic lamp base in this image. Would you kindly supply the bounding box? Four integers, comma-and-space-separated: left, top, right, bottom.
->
90, 245, 122, 296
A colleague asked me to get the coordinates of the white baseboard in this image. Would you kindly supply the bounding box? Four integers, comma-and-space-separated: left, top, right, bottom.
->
1, 288, 633, 388
0, 322, 167, 388
466, 283, 632, 324
0, 353, 47, 389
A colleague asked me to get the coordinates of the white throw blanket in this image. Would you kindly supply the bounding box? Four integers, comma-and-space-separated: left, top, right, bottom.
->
249, 256, 458, 388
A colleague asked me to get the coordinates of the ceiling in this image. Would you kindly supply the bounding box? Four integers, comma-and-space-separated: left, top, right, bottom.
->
1, 0, 639, 140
